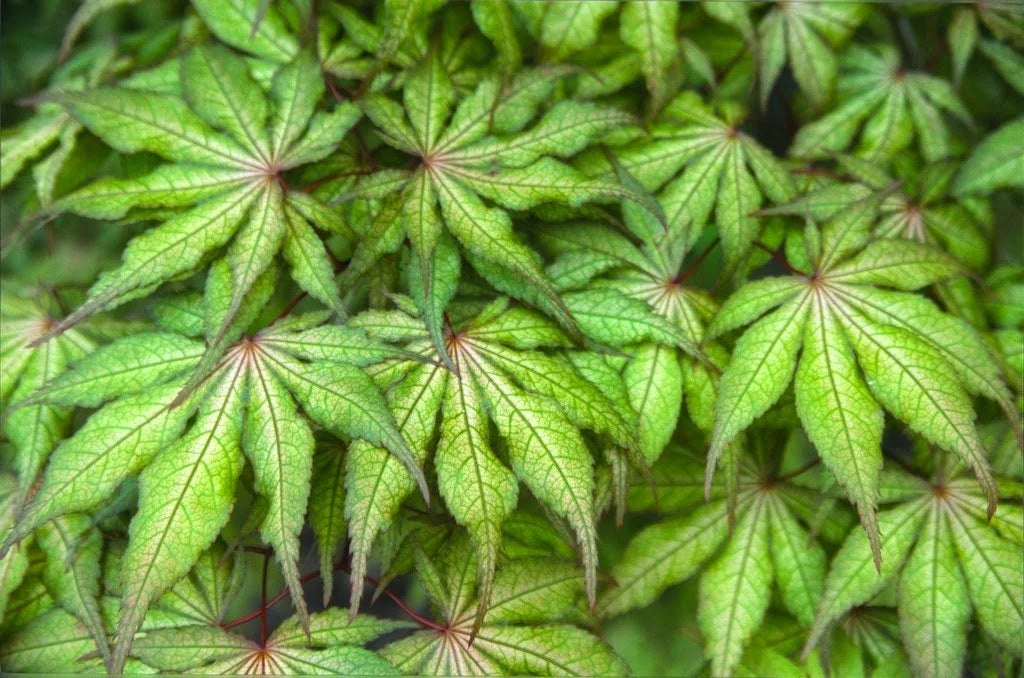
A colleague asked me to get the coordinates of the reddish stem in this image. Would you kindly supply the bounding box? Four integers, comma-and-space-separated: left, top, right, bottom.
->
676, 238, 720, 284
260, 552, 271, 646
754, 241, 808, 277
271, 293, 308, 323
221, 555, 446, 635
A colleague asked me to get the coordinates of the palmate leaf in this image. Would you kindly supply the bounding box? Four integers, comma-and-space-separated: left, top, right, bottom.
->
132, 608, 405, 674
3, 291, 425, 673
536, 166, 728, 460
804, 464, 1024, 675
382, 551, 626, 676
791, 44, 973, 162
580, 91, 795, 270
756, 1, 867, 108
0, 286, 126, 494
954, 116, 1024, 196
599, 449, 832, 676
37, 43, 360, 344
707, 196, 1009, 564
346, 296, 636, 619
766, 157, 992, 269
347, 58, 640, 347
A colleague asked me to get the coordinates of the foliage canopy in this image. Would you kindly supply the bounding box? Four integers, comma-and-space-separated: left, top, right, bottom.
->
0, 1, 1021, 676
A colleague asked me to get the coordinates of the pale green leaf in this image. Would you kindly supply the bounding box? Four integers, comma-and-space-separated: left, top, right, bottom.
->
709, 293, 809, 483
437, 363, 518, 626
768, 495, 825, 627
192, 0, 299, 63
26, 332, 203, 407
244, 354, 315, 630
794, 297, 883, 560
599, 500, 728, 618
472, 364, 597, 606
111, 362, 247, 673
839, 310, 998, 513
707, 276, 805, 339
624, 343, 681, 464
898, 506, 970, 678
308, 446, 346, 605
698, 496, 773, 676
182, 45, 269, 161
948, 507, 1024, 651
269, 50, 324, 160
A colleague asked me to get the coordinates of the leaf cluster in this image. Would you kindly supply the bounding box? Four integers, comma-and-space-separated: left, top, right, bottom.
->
0, 1, 1021, 676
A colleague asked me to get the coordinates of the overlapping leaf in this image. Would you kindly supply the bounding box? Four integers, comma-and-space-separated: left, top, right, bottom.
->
37, 43, 359, 343
1, 283, 423, 673
707, 195, 1010, 564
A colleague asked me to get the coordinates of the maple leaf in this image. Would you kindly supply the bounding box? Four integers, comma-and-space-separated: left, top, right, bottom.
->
804, 459, 1023, 677
343, 291, 636, 626
342, 54, 641, 356
706, 191, 1010, 565
579, 91, 796, 270
535, 189, 722, 463
598, 445, 850, 676
34, 43, 359, 345
791, 44, 974, 162
381, 541, 626, 676
1, 272, 425, 673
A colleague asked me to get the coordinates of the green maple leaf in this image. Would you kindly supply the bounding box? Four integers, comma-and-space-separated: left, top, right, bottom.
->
343, 290, 637, 625
1, 273, 425, 673
0, 15, 165, 200
381, 542, 626, 676
706, 192, 1011, 565
760, 156, 1021, 435
618, 0, 686, 113
131, 608, 406, 674
598, 446, 846, 676
756, 1, 867, 108
510, 0, 618, 63
766, 155, 992, 269
345, 54, 640, 356
804, 460, 1023, 676
791, 44, 973, 162
580, 91, 796, 270
1, 284, 145, 494
947, 3, 1024, 91
535, 193, 722, 462
954, 117, 1024, 197
35, 42, 359, 345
